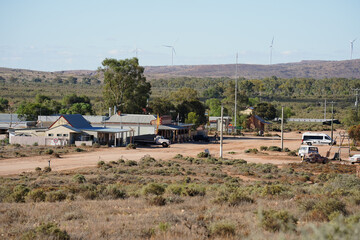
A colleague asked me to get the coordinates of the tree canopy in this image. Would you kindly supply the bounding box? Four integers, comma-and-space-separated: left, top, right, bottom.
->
100, 58, 151, 114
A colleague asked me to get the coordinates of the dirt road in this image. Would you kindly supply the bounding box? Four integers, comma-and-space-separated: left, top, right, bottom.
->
0, 131, 343, 176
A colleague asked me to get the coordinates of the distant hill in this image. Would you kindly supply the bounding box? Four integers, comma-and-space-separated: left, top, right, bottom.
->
145, 59, 360, 79
0, 59, 359, 82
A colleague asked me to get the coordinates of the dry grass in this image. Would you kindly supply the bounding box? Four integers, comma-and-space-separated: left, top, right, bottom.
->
0, 155, 359, 239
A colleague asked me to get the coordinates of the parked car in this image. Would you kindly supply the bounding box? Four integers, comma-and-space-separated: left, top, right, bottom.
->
302, 153, 329, 164
298, 145, 319, 158
349, 154, 360, 164
301, 132, 336, 145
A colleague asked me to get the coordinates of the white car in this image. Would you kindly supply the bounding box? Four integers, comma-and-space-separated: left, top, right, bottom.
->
349, 154, 360, 164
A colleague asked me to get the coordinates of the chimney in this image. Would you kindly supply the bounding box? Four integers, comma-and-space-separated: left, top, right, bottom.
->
109, 107, 112, 117
114, 106, 117, 115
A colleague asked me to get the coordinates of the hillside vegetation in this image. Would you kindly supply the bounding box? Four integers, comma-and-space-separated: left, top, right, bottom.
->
1, 59, 360, 82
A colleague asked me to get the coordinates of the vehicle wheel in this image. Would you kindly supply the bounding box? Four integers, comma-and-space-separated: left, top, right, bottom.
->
162, 142, 168, 148
307, 142, 312, 146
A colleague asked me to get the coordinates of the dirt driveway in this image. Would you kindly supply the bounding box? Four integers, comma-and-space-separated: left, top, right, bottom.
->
0, 131, 341, 176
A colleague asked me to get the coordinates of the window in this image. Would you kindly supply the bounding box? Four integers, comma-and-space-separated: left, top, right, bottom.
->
57, 134, 62, 137
63, 134, 68, 137
48, 133, 53, 137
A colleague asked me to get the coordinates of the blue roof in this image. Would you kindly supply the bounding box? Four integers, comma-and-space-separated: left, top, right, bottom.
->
254, 115, 272, 124
59, 114, 92, 129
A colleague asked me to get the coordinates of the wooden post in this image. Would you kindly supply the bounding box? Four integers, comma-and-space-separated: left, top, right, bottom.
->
357, 165, 360, 178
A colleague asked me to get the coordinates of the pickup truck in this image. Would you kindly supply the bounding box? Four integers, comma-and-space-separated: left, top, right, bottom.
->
130, 134, 170, 147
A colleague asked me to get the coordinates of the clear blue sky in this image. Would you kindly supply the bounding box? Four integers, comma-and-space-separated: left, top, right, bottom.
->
0, 0, 359, 71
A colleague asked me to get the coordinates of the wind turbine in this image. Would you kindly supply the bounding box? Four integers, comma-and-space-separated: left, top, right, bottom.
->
163, 45, 176, 66
269, 37, 274, 65
350, 38, 357, 60
132, 46, 141, 59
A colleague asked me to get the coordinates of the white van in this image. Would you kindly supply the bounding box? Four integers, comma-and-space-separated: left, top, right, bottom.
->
298, 145, 319, 158
301, 132, 335, 145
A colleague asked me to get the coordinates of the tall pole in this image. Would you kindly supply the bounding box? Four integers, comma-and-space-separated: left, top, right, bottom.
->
329, 101, 336, 141
220, 104, 224, 159
281, 106, 284, 150
324, 99, 327, 120
234, 53, 238, 131
353, 88, 360, 114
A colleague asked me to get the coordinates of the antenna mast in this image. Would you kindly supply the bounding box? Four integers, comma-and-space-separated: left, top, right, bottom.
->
234, 53, 238, 131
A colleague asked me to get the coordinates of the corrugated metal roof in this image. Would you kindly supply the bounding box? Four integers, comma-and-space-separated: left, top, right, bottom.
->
48, 124, 82, 133
158, 124, 186, 130
58, 114, 93, 129
0, 114, 21, 122
106, 114, 156, 124
82, 127, 129, 133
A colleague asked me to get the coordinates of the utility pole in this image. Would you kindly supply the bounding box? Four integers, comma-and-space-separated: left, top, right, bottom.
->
352, 88, 360, 114
324, 99, 327, 120
281, 106, 284, 150
329, 101, 336, 141
234, 53, 238, 132
220, 104, 224, 159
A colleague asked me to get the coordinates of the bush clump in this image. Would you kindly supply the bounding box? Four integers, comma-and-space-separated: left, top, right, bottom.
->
103, 184, 127, 199
125, 160, 138, 166
268, 146, 282, 152
126, 143, 136, 149
260, 146, 268, 151
147, 195, 166, 206
21, 222, 70, 240
299, 198, 347, 221
27, 189, 46, 202
73, 174, 86, 184
143, 183, 166, 196
245, 148, 259, 154
45, 191, 67, 202
197, 152, 210, 158
210, 221, 236, 237
259, 209, 297, 232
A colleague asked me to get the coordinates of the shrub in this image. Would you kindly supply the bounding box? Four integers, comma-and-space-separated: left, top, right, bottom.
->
259, 209, 297, 232
45, 149, 54, 155
158, 222, 171, 232
183, 184, 206, 197
245, 148, 259, 154
104, 184, 127, 199
33, 142, 38, 146
268, 146, 282, 151
21, 222, 70, 240
97, 161, 105, 168
75, 148, 84, 152
73, 174, 86, 183
197, 152, 210, 158
27, 189, 46, 202
287, 150, 297, 156
261, 184, 286, 196
126, 143, 136, 149
143, 183, 166, 196
45, 191, 67, 202
125, 160, 138, 166
210, 221, 236, 237
147, 195, 166, 206
228, 191, 254, 206
174, 154, 183, 159
43, 166, 51, 172
92, 143, 100, 148
260, 146, 268, 151
8, 185, 30, 203
140, 155, 156, 165
35, 167, 42, 172
299, 197, 347, 221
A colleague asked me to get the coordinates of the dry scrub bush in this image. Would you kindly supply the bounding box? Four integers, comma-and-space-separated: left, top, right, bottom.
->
21, 222, 70, 240
210, 221, 236, 237
259, 209, 298, 232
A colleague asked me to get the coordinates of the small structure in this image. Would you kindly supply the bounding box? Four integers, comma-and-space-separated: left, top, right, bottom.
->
247, 115, 272, 132
208, 116, 232, 132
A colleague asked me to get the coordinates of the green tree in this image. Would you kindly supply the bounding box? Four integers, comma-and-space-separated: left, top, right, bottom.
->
0, 97, 9, 112
254, 102, 277, 120
206, 98, 222, 116
348, 124, 360, 145
60, 103, 93, 115
170, 87, 199, 104
148, 97, 175, 115
186, 112, 201, 126
100, 58, 151, 113
177, 100, 206, 125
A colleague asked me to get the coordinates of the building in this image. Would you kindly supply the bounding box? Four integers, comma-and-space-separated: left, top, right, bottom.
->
10, 114, 129, 146
247, 114, 272, 132
105, 113, 193, 143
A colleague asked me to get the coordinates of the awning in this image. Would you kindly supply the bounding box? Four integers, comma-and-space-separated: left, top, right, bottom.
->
81, 127, 130, 133
158, 124, 186, 130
